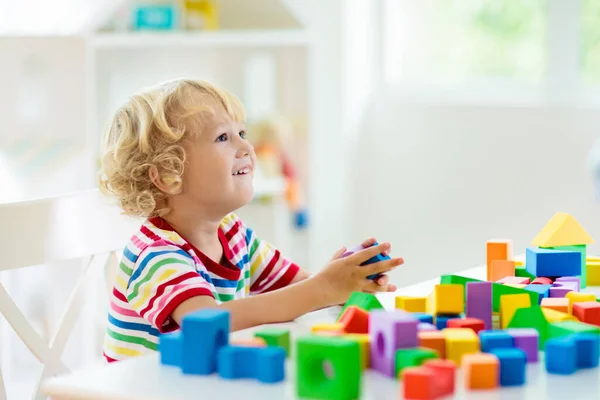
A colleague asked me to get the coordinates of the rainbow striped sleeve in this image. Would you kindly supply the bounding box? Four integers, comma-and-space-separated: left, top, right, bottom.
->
126, 240, 214, 332
245, 225, 300, 295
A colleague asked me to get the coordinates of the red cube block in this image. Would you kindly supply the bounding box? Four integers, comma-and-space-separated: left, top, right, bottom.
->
338, 306, 369, 334
446, 317, 485, 334
401, 367, 439, 399
572, 302, 600, 326
423, 359, 456, 396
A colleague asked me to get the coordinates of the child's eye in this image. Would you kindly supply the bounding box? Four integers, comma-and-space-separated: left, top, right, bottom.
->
239, 131, 246, 139
216, 133, 227, 142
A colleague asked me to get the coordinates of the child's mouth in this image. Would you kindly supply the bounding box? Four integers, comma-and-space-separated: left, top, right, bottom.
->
233, 167, 252, 175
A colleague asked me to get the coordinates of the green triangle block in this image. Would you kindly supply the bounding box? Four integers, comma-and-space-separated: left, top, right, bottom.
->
547, 321, 600, 340
395, 348, 439, 379
515, 265, 536, 280
254, 328, 291, 357
337, 292, 383, 321
507, 306, 549, 349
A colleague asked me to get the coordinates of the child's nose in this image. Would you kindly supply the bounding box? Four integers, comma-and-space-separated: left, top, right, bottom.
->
236, 140, 254, 158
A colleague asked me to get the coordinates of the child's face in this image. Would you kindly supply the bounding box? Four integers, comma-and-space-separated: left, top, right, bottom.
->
180, 105, 255, 215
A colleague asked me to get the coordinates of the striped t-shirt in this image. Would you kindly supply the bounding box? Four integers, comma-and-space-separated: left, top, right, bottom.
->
103, 213, 300, 362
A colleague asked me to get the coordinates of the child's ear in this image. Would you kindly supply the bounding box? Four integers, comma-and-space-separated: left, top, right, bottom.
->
149, 166, 181, 194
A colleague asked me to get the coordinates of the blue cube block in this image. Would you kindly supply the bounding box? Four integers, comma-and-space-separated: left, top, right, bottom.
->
411, 312, 434, 324
479, 330, 514, 353
489, 348, 527, 386
159, 331, 182, 366
545, 338, 577, 375
217, 346, 258, 379
435, 314, 459, 330
361, 241, 391, 279
525, 247, 581, 277
256, 346, 286, 383
182, 309, 230, 375
524, 284, 552, 304
572, 334, 600, 369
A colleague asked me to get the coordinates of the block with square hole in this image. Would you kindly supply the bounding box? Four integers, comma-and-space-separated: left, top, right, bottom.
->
180, 309, 230, 375
369, 310, 419, 377
296, 335, 361, 400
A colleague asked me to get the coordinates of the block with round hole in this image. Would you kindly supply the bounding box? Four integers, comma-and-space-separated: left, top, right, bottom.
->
181, 308, 229, 375
296, 335, 361, 400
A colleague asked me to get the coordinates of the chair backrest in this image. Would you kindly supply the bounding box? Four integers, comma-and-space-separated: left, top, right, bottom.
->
0, 189, 141, 400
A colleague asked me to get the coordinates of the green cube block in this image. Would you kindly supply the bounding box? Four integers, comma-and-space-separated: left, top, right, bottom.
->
254, 328, 290, 356
395, 348, 438, 378
337, 291, 383, 321
297, 335, 361, 400
507, 306, 549, 349
547, 321, 600, 340
542, 245, 587, 288
515, 265, 535, 280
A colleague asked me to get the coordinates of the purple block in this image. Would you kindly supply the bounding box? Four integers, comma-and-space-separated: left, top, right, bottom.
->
554, 278, 580, 292
506, 328, 539, 363
466, 282, 493, 330
549, 287, 573, 298
369, 310, 418, 377
418, 322, 437, 331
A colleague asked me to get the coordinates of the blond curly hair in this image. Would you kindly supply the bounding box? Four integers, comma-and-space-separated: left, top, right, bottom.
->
99, 78, 245, 217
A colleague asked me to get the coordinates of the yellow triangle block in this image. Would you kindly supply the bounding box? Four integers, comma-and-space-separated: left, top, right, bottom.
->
531, 212, 594, 247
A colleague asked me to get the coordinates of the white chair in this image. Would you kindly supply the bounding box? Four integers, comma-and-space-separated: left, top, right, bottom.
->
0, 189, 141, 400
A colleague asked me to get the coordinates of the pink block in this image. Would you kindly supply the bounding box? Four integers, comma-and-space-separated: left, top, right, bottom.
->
369, 310, 418, 377
466, 282, 492, 330
496, 276, 530, 285
531, 277, 553, 285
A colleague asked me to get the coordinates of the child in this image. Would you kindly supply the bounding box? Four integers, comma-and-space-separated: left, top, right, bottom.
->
99, 78, 403, 362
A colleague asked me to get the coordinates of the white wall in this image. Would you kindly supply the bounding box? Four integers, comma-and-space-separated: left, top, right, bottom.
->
348, 91, 600, 286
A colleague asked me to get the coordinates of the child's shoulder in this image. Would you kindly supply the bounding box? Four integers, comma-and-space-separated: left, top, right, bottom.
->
219, 212, 246, 231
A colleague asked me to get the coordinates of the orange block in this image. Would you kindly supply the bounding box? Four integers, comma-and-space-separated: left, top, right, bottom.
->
490, 260, 516, 282
230, 337, 266, 347
423, 359, 456, 396
462, 353, 499, 389
541, 297, 569, 314
338, 306, 369, 334
419, 330, 446, 359
486, 239, 513, 281
401, 367, 438, 400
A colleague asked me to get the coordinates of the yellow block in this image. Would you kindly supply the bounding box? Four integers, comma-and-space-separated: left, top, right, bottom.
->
542, 308, 577, 323
565, 292, 597, 314
515, 260, 525, 267
499, 294, 531, 329
587, 256, 600, 262
427, 284, 464, 315
443, 328, 480, 365
531, 212, 594, 247
344, 334, 370, 369
311, 323, 345, 334
503, 283, 527, 289
395, 296, 427, 312
587, 262, 600, 286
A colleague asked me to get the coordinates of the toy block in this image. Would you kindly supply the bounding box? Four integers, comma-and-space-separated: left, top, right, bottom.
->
181, 309, 229, 375
342, 241, 390, 280
588, 261, 600, 286
466, 282, 492, 330
486, 239, 513, 281
447, 317, 485, 334
504, 283, 527, 289
422, 359, 456, 395
344, 333, 370, 369
217, 345, 286, 383
542, 308, 577, 324
500, 293, 531, 329
507, 306, 549, 349
489, 348, 527, 386
541, 297, 569, 313
506, 328, 539, 362
531, 277, 553, 285
443, 328, 480, 365
573, 302, 600, 326
515, 265, 536, 280
544, 245, 588, 288
491, 260, 516, 282
479, 330, 514, 352
524, 284, 551, 304
566, 292, 597, 314
532, 212, 594, 247
496, 276, 530, 285
411, 312, 434, 324
435, 314, 460, 330
369, 310, 419, 377
548, 285, 573, 298
396, 296, 427, 312
395, 347, 439, 378
545, 337, 577, 375
401, 367, 439, 400
419, 330, 446, 359
296, 335, 361, 400
548, 320, 600, 340
338, 291, 383, 321
418, 323, 438, 331
555, 276, 580, 291
426, 284, 464, 315
462, 353, 499, 389
311, 323, 345, 335
230, 337, 266, 347
254, 328, 290, 356
338, 306, 369, 334
572, 333, 600, 368
159, 331, 182, 366
526, 247, 581, 277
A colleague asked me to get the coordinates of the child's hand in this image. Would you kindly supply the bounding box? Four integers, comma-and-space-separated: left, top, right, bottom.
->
314, 242, 404, 306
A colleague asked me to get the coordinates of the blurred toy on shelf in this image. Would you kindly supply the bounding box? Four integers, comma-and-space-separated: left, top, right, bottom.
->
250, 116, 308, 229
132, 1, 179, 31
182, 0, 219, 30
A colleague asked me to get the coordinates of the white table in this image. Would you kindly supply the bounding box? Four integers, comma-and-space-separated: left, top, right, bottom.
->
41, 266, 600, 400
